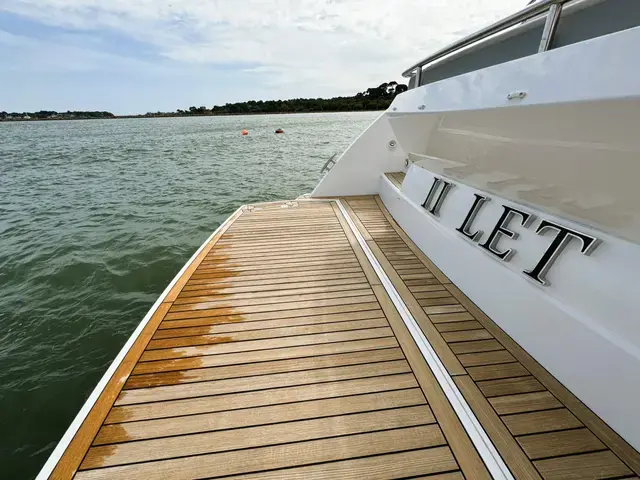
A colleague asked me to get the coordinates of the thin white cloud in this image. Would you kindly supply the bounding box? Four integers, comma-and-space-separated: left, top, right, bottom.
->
3, 0, 524, 94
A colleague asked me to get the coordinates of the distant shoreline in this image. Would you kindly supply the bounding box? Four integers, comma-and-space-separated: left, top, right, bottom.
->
0, 110, 385, 123
1, 81, 406, 123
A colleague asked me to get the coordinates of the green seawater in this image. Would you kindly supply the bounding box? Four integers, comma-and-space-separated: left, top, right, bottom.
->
0, 111, 380, 478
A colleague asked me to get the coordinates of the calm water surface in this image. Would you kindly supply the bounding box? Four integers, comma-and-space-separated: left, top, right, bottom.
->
0, 112, 379, 478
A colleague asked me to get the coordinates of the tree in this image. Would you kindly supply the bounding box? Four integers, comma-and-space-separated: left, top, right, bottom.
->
178, 80, 408, 116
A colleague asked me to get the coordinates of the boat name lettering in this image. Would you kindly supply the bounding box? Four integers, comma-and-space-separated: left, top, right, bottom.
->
421, 177, 454, 217
455, 193, 489, 242
421, 177, 601, 286
522, 220, 600, 286
479, 205, 535, 262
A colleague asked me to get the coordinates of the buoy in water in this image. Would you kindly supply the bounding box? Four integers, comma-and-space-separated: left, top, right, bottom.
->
241, 129, 248, 135
275, 128, 284, 134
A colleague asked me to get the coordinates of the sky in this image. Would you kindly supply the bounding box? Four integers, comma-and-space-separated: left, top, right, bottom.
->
0, 0, 524, 115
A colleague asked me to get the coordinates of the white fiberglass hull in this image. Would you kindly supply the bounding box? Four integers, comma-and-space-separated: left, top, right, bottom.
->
313, 24, 640, 450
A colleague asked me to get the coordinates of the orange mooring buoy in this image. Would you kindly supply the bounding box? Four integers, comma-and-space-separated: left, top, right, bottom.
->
241, 129, 248, 135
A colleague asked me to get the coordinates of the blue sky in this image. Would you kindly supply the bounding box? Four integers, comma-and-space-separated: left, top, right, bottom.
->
0, 0, 522, 115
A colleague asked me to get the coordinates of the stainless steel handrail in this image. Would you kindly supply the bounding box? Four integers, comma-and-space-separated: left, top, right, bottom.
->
320, 153, 338, 174
402, 0, 573, 78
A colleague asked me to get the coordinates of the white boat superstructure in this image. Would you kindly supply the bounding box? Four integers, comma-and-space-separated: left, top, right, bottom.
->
315, 0, 640, 452
38, 0, 640, 478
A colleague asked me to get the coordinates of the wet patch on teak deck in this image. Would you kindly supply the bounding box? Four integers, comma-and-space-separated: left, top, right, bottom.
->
52, 200, 488, 480
47, 198, 640, 480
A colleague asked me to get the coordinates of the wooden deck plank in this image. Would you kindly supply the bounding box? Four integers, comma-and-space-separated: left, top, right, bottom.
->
82, 405, 435, 469
457, 350, 516, 367
98, 389, 429, 444
372, 195, 450, 284
171, 287, 373, 309
198, 252, 358, 268
158, 302, 382, 329
203, 249, 355, 263
413, 290, 455, 300
139, 327, 395, 362
189, 265, 364, 281
467, 362, 531, 381
206, 242, 351, 255
534, 451, 632, 480
331, 203, 380, 286
125, 347, 405, 389
454, 375, 542, 480
476, 376, 546, 398
185, 267, 364, 285
215, 234, 348, 246
441, 329, 494, 343
443, 283, 640, 474
450, 339, 504, 354
210, 239, 350, 253
116, 360, 411, 405
340, 197, 372, 241
132, 337, 400, 375
384, 172, 404, 189
147, 317, 389, 350
217, 232, 348, 243
182, 274, 367, 292
227, 222, 342, 231
107, 374, 419, 424
179, 277, 368, 297
223, 447, 458, 480
435, 320, 485, 332
199, 253, 358, 269
412, 474, 465, 480
154, 309, 385, 338
502, 409, 583, 436
489, 391, 563, 415
157, 309, 384, 336
429, 312, 475, 323
372, 284, 491, 479
75, 431, 456, 480
517, 428, 607, 460
191, 257, 362, 274
366, 241, 465, 375
163, 295, 380, 321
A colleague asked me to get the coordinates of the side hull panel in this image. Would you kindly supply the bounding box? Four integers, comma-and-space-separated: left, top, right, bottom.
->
312, 113, 406, 197
380, 171, 640, 451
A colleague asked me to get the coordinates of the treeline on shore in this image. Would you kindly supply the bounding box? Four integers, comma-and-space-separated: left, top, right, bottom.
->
0, 81, 407, 121
176, 81, 408, 116
0, 110, 114, 121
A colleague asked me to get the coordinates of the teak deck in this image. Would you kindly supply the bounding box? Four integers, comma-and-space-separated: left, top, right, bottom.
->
43, 197, 640, 480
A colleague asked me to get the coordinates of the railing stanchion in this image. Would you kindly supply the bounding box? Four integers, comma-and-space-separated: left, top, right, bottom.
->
414, 67, 422, 88
538, 3, 563, 52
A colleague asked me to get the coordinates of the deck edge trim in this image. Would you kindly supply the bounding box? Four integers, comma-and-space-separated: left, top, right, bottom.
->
334, 199, 514, 480
36, 205, 246, 480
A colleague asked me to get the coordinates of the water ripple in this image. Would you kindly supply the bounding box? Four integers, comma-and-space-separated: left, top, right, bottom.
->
0, 112, 379, 478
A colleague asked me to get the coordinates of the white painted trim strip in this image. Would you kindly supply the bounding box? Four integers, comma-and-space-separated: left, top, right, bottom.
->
36, 205, 246, 480
335, 199, 514, 480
